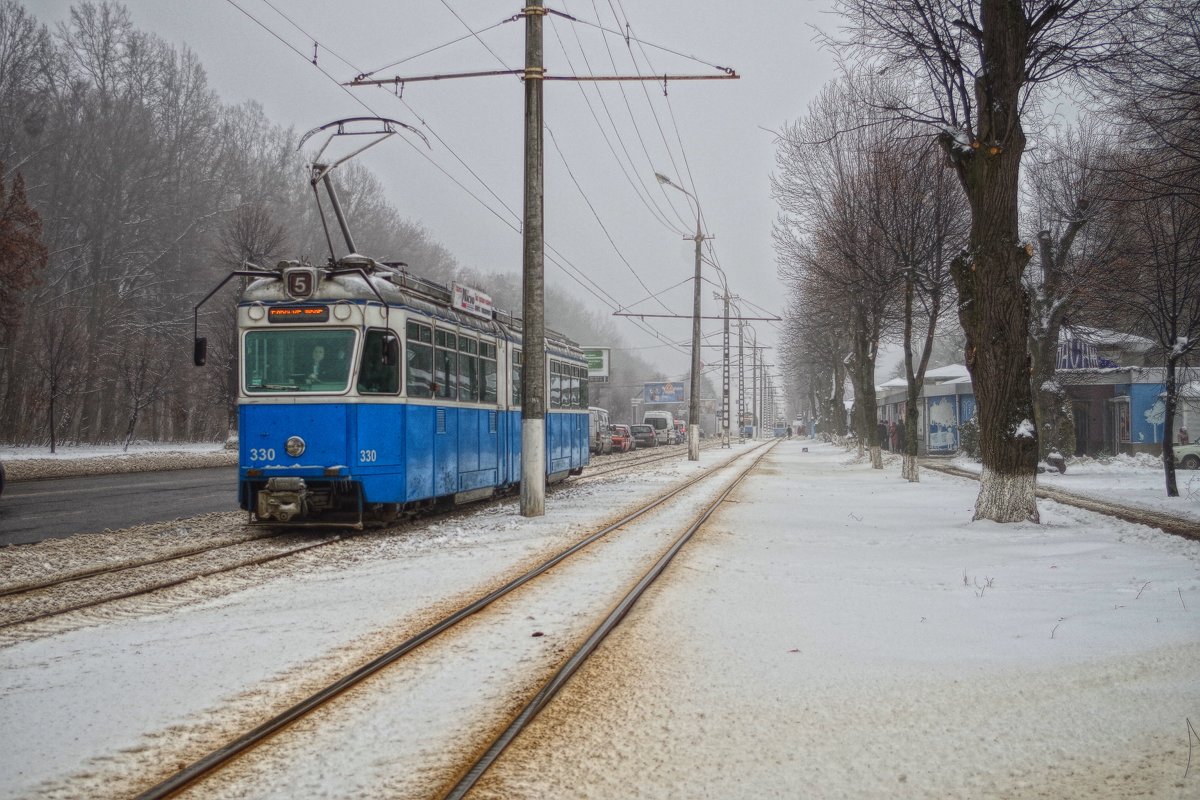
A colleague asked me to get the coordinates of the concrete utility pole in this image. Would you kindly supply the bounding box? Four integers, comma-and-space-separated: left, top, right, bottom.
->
737, 321, 745, 443
350, 14, 738, 516
654, 172, 708, 461
520, 0, 547, 516
721, 290, 731, 447
688, 215, 703, 460
714, 289, 733, 448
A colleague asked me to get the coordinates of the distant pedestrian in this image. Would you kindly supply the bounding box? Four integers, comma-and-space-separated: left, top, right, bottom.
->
1180, 426, 1189, 445
878, 421, 889, 451
888, 420, 898, 451
896, 419, 906, 453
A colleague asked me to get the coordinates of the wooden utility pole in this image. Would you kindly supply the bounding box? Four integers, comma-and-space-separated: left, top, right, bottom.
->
520, 0, 547, 516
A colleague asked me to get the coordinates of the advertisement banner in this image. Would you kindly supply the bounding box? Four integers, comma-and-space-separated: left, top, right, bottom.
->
451, 283, 493, 320
926, 395, 959, 452
643, 381, 684, 404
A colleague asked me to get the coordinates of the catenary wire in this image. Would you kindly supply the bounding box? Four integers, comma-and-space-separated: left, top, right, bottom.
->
221, 0, 690, 356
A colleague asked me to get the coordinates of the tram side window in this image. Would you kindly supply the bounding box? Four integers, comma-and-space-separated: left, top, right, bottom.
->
458, 336, 478, 402
549, 360, 562, 409
358, 329, 400, 394
579, 365, 589, 407
568, 365, 580, 408
435, 329, 458, 400
481, 341, 498, 403
406, 321, 433, 398
511, 349, 522, 407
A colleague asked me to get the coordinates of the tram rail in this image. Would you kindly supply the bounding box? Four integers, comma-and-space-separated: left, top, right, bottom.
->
133, 440, 776, 799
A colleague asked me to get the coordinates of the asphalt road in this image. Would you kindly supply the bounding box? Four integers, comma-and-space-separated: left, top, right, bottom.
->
0, 467, 240, 546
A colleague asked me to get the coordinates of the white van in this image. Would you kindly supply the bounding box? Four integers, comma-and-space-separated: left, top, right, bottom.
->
643, 410, 675, 445
588, 407, 612, 455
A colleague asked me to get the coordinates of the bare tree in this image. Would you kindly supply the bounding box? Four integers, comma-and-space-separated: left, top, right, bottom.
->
0, 1, 52, 166
832, 0, 1137, 521
773, 76, 905, 468
865, 132, 965, 480
0, 162, 47, 342
29, 293, 86, 452
1094, 167, 1200, 496
115, 328, 173, 451
1022, 117, 1121, 469
1095, 0, 1200, 204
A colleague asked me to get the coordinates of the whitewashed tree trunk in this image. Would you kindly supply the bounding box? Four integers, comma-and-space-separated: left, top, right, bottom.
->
975, 466, 1039, 523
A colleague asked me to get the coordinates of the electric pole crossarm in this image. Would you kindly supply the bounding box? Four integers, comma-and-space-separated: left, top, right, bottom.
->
613, 313, 780, 320
349, 69, 523, 87
350, 71, 738, 87
545, 74, 739, 82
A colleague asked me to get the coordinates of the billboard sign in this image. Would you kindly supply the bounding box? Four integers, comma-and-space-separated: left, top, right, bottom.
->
643, 381, 684, 404
583, 347, 610, 378
451, 283, 493, 320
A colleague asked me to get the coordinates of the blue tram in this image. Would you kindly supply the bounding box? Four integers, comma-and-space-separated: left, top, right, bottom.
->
208, 255, 589, 527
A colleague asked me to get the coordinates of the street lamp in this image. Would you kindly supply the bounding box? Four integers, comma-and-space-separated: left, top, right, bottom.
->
655, 171, 703, 461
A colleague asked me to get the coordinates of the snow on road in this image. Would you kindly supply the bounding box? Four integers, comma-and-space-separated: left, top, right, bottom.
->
0, 441, 1197, 799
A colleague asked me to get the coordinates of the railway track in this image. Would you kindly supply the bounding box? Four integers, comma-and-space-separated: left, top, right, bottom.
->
0, 531, 348, 631
923, 462, 1200, 541
132, 439, 776, 799
0, 445, 713, 634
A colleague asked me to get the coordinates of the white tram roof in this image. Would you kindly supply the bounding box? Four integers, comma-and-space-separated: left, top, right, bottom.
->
238, 256, 582, 354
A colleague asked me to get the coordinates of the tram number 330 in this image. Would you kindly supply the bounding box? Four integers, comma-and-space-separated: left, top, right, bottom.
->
250, 448, 276, 461
359, 449, 378, 463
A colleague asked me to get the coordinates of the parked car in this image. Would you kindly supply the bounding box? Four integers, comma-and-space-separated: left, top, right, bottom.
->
610, 424, 633, 452
588, 406, 612, 455
1172, 442, 1200, 469
629, 423, 658, 449
643, 410, 675, 445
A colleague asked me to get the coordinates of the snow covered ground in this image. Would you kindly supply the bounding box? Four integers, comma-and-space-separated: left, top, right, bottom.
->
952, 451, 1200, 523
0, 440, 1197, 799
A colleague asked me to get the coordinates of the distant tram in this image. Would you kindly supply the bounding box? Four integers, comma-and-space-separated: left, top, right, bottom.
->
193, 117, 590, 526
195, 256, 589, 527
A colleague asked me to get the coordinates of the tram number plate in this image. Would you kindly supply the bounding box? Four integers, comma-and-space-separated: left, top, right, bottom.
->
359, 449, 378, 463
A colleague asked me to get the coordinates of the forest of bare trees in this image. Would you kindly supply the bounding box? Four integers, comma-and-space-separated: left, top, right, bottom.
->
0, 1, 670, 450
774, 0, 1200, 508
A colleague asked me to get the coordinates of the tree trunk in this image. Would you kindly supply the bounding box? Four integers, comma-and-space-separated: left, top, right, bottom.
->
942, 10, 1040, 522
1162, 356, 1179, 497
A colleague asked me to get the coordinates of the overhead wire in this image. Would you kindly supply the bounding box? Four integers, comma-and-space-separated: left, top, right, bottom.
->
550, 5, 688, 237
604, 0, 700, 231
225, 0, 751, 361
221, 0, 690, 356
580, 0, 693, 234
431, 0, 688, 338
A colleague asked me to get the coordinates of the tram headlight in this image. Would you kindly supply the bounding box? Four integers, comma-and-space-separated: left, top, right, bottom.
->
285, 436, 306, 457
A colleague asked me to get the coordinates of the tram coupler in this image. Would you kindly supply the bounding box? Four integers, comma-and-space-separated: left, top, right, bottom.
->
256, 476, 308, 523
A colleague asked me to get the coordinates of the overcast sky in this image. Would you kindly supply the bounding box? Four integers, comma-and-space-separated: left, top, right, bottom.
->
33, 0, 839, 379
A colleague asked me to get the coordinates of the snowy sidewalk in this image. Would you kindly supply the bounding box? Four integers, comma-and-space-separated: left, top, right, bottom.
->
473, 440, 1200, 800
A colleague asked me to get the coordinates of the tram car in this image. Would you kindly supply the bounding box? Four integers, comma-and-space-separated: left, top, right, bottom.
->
197, 255, 589, 527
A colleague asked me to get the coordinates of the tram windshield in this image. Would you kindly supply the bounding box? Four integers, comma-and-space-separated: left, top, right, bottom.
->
243, 329, 356, 393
